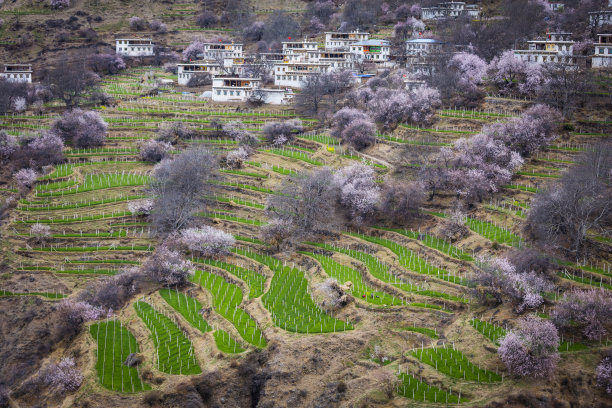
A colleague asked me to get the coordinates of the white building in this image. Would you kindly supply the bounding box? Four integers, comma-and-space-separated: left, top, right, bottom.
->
350, 40, 391, 62
0, 64, 32, 83
211, 76, 293, 104
115, 39, 155, 57
305, 50, 354, 71
593, 34, 612, 68
421, 2, 480, 20
196, 42, 243, 60
405, 38, 445, 56
282, 40, 318, 54
177, 62, 224, 85
589, 10, 612, 27
513, 33, 576, 64
544, 1, 564, 11
324, 31, 369, 50
273, 62, 331, 88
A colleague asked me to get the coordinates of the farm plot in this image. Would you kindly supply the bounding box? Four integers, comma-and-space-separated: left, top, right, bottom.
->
193, 257, 266, 298
190, 269, 267, 348
89, 320, 150, 392
299, 251, 402, 306
159, 288, 245, 353
409, 345, 502, 383
35, 173, 150, 198
134, 300, 201, 375
233, 247, 352, 333
374, 227, 473, 261
396, 372, 466, 403
306, 242, 464, 304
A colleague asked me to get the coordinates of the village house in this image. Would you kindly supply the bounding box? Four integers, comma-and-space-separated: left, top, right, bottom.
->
324, 31, 369, 50
593, 33, 612, 68
589, 10, 612, 27
544, 1, 564, 12
513, 32, 576, 64
405, 38, 445, 56
350, 39, 391, 63
196, 42, 243, 60
273, 62, 331, 88
0, 64, 32, 83
304, 50, 354, 71
421, 2, 480, 20
211, 76, 293, 104
115, 39, 155, 57
177, 62, 224, 85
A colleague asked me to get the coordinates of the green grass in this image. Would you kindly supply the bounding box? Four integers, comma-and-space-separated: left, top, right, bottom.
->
464, 217, 524, 247
134, 301, 201, 375
502, 184, 539, 193
220, 169, 268, 179
16, 211, 132, 224
470, 318, 507, 345
89, 320, 150, 392
191, 270, 267, 348
300, 252, 402, 307
35, 179, 78, 192
206, 195, 265, 209
213, 329, 246, 353
211, 180, 277, 195
410, 346, 502, 382
374, 227, 473, 261
557, 271, 612, 290
347, 232, 468, 288
159, 289, 213, 333
0, 289, 65, 299
233, 247, 352, 333
193, 258, 266, 298
18, 195, 146, 211
559, 341, 588, 352
396, 372, 466, 403
484, 203, 526, 219
55, 268, 118, 275
261, 148, 323, 166
306, 242, 461, 304
35, 173, 150, 197
199, 212, 266, 226
516, 171, 559, 178
24, 245, 153, 253
297, 133, 339, 145
65, 260, 140, 265
400, 326, 439, 338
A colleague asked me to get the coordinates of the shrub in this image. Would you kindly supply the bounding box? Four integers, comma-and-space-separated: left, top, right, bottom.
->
143, 245, 194, 286
58, 299, 108, 328
498, 316, 560, 378
180, 226, 235, 257
149, 20, 167, 33
182, 40, 206, 61
552, 289, 612, 340
340, 118, 376, 150
597, 356, 612, 394
196, 11, 218, 28
50, 109, 107, 148
139, 140, 172, 162
30, 223, 51, 243
378, 181, 424, 224
262, 119, 303, 145
88, 53, 126, 75
129, 16, 147, 31
439, 208, 469, 242
49, 0, 70, 8
14, 168, 38, 190
260, 218, 294, 250
157, 121, 195, 144
128, 199, 154, 216
222, 121, 258, 145
225, 146, 250, 168
43, 358, 83, 393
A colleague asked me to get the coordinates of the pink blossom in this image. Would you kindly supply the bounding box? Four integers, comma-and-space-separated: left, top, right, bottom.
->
43, 357, 83, 393
180, 226, 235, 256
333, 163, 379, 222
14, 168, 38, 190
182, 40, 206, 61
128, 199, 154, 216
498, 316, 560, 378
597, 357, 612, 394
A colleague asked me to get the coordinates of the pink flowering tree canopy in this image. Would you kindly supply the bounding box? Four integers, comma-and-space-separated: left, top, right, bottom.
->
498, 316, 560, 378
180, 226, 235, 257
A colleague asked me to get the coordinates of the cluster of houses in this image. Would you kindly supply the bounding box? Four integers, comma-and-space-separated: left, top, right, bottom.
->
3, 0, 612, 103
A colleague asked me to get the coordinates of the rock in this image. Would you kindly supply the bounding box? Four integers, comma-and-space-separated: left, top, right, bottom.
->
123, 353, 143, 367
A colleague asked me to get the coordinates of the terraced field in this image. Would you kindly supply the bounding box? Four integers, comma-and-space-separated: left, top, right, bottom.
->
1, 66, 610, 406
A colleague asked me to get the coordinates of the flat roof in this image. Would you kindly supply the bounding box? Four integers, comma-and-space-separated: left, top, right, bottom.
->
353, 40, 390, 46
407, 39, 443, 43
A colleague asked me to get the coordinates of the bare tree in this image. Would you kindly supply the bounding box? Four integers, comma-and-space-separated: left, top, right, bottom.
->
537, 63, 592, 119
527, 143, 612, 255
45, 58, 99, 108
266, 168, 339, 239
150, 147, 217, 234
